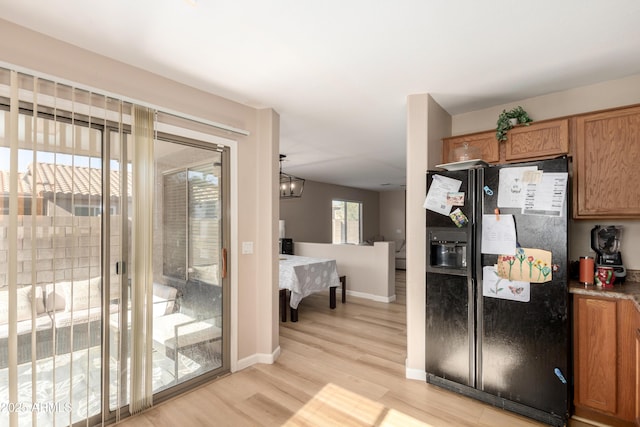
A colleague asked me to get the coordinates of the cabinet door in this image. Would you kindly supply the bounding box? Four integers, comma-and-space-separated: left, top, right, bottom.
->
575, 296, 617, 414
574, 105, 640, 218
618, 300, 640, 422
442, 131, 499, 164
505, 119, 569, 161
636, 328, 640, 422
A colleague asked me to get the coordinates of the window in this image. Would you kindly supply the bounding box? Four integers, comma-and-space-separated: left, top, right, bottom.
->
0, 196, 42, 215
163, 162, 221, 285
74, 204, 102, 216
332, 200, 362, 244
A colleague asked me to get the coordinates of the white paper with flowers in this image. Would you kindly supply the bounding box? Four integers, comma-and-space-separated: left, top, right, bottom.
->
483, 266, 530, 302
496, 247, 552, 284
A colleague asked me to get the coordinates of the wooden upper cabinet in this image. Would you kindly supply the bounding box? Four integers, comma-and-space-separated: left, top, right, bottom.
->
442, 130, 499, 164
443, 119, 569, 165
505, 119, 569, 161
574, 105, 640, 218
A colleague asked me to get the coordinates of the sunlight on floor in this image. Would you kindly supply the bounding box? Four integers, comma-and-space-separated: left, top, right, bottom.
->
283, 383, 432, 427
0, 343, 220, 426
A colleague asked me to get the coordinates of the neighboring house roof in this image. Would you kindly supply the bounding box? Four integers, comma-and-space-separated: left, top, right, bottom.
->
0, 170, 31, 194
0, 163, 130, 198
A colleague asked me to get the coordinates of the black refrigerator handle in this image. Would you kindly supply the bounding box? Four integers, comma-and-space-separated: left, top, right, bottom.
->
468, 276, 477, 387
474, 274, 483, 390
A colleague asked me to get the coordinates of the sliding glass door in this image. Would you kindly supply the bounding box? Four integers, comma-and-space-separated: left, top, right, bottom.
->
107, 131, 230, 419
0, 89, 105, 426
1, 67, 231, 427
153, 140, 228, 391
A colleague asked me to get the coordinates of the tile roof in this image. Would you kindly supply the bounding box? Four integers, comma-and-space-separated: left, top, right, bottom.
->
0, 171, 32, 194
0, 163, 131, 197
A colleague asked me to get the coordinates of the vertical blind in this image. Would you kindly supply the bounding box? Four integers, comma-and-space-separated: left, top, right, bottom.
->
0, 64, 242, 427
0, 67, 156, 426
162, 163, 220, 285
162, 170, 187, 281
129, 105, 155, 415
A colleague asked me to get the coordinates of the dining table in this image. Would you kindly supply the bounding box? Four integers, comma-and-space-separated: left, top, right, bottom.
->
279, 255, 343, 322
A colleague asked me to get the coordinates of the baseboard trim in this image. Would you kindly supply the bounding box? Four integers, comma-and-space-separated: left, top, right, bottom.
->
346, 290, 396, 303
573, 406, 636, 427
570, 415, 612, 427
427, 374, 566, 427
405, 365, 427, 381
234, 346, 281, 372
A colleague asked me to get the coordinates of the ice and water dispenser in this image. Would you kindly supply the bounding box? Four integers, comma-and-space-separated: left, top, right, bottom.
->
426, 228, 469, 274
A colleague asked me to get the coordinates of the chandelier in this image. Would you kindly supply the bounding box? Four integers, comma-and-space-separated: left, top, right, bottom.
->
279, 154, 305, 199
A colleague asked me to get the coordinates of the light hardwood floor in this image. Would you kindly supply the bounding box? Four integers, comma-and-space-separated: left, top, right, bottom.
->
117, 271, 590, 427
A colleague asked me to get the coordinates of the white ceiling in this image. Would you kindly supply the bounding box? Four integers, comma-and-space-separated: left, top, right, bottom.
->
2, 0, 640, 191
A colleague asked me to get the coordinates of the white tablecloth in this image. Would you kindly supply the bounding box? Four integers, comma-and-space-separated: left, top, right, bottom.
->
279, 255, 340, 309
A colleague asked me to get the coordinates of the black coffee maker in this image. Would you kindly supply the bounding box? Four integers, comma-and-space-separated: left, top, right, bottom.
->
591, 225, 626, 283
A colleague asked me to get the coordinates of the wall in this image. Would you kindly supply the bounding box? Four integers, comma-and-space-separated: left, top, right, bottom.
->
451, 73, 640, 269
379, 190, 406, 249
294, 241, 395, 302
405, 94, 451, 380
279, 180, 380, 244
0, 215, 103, 286
0, 20, 279, 370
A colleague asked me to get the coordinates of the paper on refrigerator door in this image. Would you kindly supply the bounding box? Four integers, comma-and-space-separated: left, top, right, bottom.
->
481, 214, 516, 255
483, 265, 530, 303
497, 166, 538, 208
522, 172, 568, 216
424, 174, 462, 215
497, 248, 553, 283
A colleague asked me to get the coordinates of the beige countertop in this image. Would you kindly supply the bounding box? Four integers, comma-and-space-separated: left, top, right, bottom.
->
569, 273, 640, 312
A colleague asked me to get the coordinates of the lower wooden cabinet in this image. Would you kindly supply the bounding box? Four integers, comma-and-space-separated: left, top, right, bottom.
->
574, 296, 617, 413
573, 294, 640, 426
636, 328, 640, 423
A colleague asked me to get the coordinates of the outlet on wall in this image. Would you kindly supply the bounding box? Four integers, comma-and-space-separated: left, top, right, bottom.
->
242, 241, 253, 254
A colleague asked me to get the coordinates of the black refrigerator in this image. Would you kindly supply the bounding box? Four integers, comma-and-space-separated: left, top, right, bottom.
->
424, 157, 570, 426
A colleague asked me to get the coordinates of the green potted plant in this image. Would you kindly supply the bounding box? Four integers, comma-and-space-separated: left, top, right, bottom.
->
496, 106, 532, 142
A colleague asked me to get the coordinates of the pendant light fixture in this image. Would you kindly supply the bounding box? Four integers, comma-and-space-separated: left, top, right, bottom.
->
279, 154, 305, 199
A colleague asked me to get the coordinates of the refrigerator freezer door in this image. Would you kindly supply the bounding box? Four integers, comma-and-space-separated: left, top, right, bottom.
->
425, 272, 474, 387
425, 168, 477, 388
425, 169, 476, 230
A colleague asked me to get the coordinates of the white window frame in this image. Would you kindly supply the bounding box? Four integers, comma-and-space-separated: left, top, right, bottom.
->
332, 199, 362, 244
73, 204, 117, 216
